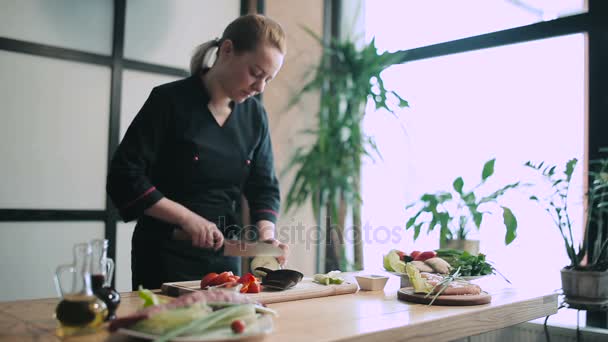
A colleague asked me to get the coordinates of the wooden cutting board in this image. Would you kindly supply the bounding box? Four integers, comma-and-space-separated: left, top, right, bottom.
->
161, 277, 359, 304
398, 287, 491, 306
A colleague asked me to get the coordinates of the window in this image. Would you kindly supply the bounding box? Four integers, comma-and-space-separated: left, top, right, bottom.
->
366, 0, 586, 51
362, 3, 586, 301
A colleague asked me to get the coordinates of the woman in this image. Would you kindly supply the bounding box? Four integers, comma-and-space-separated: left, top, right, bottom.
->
107, 14, 289, 290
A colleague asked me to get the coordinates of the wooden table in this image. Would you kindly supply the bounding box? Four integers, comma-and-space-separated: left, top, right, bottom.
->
0, 273, 558, 342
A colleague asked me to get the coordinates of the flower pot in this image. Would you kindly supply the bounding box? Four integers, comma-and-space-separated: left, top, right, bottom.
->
440, 239, 480, 255
560, 268, 608, 300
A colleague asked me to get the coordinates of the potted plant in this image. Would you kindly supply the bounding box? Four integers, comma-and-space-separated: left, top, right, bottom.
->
405, 158, 522, 254
525, 153, 608, 302
284, 30, 409, 272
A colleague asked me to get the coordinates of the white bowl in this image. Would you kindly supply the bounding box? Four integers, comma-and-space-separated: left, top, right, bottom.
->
355, 274, 389, 291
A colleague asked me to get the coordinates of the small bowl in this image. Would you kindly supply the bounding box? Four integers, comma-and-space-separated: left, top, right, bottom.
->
355, 274, 389, 291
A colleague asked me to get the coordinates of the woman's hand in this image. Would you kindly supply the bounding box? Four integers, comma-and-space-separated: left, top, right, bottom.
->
263, 238, 289, 266
179, 212, 224, 250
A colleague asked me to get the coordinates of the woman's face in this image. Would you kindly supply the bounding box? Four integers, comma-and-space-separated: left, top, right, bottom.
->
217, 40, 284, 103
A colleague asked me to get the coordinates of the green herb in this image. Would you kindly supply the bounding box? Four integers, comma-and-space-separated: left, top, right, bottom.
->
436, 249, 511, 283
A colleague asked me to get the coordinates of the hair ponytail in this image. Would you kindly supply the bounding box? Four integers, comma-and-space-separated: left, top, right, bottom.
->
190, 39, 220, 75
191, 15, 286, 76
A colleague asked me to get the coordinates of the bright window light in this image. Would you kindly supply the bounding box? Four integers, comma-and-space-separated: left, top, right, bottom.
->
362, 10, 586, 299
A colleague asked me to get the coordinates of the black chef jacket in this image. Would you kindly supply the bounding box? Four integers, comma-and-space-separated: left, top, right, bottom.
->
106, 74, 280, 289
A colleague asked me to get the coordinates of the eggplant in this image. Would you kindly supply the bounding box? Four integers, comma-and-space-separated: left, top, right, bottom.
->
254, 267, 303, 291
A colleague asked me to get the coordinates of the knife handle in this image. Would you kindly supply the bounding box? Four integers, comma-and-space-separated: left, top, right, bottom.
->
172, 229, 190, 241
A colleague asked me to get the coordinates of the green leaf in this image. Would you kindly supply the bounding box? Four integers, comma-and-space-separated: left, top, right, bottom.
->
565, 158, 578, 181
413, 223, 423, 240
420, 193, 436, 202
405, 214, 418, 229
472, 211, 483, 228
482, 158, 496, 181
502, 207, 517, 245
453, 177, 464, 194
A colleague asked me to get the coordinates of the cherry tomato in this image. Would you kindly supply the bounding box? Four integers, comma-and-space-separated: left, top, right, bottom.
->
231, 319, 246, 334
410, 251, 421, 259
200, 272, 218, 289
414, 251, 437, 261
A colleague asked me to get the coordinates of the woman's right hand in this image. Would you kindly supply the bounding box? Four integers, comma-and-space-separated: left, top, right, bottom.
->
178, 212, 224, 250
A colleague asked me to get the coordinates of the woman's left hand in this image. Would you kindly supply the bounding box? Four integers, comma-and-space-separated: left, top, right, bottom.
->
264, 238, 289, 266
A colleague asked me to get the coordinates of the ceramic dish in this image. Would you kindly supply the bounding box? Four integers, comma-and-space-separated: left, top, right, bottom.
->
355, 274, 389, 291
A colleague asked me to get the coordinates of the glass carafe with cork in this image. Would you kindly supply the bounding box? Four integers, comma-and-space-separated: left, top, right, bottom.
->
54, 242, 108, 337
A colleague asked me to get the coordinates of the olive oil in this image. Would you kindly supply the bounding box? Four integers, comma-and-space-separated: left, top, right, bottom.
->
55, 294, 108, 337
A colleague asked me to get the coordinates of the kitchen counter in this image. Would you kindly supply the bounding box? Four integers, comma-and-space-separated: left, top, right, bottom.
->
0, 273, 558, 342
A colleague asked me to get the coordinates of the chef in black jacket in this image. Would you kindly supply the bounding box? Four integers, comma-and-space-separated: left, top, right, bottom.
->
107, 14, 289, 290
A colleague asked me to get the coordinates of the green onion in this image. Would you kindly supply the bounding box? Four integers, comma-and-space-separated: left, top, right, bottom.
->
153, 305, 244, 342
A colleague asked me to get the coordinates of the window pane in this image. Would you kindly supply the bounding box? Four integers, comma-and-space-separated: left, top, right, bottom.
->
365, 0, 586, 51
120, 70, 180, 140
124, 0, 240, 69
0, 51, 110, 209
0, 0, 113, 55
116, 222, 136, 292
361, 34, 586, 295
0, 222, 104, 301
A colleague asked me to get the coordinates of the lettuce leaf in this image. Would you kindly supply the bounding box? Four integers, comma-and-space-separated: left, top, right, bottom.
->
405, 263, 433, 294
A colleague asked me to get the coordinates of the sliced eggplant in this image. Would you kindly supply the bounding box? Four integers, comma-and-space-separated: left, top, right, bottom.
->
255, 267, 303, 291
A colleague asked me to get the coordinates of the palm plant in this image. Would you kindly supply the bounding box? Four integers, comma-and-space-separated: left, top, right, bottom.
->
283, 29, 409, 272
525, 150, 608, 271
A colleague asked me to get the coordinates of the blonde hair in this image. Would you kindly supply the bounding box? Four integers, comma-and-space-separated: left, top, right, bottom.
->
190, 14, 287, 75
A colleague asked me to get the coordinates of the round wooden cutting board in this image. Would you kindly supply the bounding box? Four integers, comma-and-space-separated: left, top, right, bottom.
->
398, 287, 492, 306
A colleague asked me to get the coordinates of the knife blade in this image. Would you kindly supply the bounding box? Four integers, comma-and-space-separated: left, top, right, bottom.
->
223, 240, 283, 257
171, 230, 283, 257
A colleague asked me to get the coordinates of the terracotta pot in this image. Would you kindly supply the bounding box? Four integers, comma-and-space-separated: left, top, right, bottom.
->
440, 239, 480, 255
560, 268, 608, 300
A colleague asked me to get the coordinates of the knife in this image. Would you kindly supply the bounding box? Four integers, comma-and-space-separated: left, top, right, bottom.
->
171, 229, 283, 257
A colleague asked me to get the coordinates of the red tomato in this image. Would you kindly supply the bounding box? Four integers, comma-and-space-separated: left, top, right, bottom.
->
228, 275, 240, 283
247, 282, 261, 293
209, 271, 233, 286
237, 273, 256, 285
414, 251, 437, 261
231, 319, 246, 334
200, 272, 218, 289
222, 281, 240, 289
410, 251, 421, 259
396, 251, 406, 261
239, 283, 250, 293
